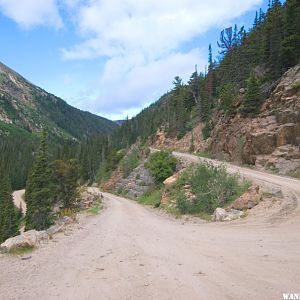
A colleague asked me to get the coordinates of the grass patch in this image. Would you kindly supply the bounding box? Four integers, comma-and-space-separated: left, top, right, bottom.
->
87, 201, 102, 215
8, 246, 35, 256
138, 190, 162, 207
288, 168, 300, 179
292, 80, 300, 89
165, 206, 182, 218
197, 151, 213, 158
58, 208, 77, 221
116, 187, 128, 197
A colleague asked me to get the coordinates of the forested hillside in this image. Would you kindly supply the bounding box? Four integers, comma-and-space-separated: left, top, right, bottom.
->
1, 0, 299, 189
75, 0, 300, 185
0, 62, 117, 189
111, 0, 299, 147
0, 62, 117, 139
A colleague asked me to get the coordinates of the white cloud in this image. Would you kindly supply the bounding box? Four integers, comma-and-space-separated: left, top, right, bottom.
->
0, 0, 63, 28
61, 0, 262, 118
0, 0, 262, 118
72, 49, 206, 119
62, 0, 262, 60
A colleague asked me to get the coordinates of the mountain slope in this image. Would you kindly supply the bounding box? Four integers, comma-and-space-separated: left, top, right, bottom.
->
0, 61, 117, 189
0, 62, 117, 140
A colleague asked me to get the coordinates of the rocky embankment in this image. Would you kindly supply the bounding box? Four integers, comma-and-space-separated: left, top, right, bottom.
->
151, 65, 300, 176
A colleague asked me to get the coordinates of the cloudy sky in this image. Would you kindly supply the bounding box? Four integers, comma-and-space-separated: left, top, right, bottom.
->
0, 0, 268, 120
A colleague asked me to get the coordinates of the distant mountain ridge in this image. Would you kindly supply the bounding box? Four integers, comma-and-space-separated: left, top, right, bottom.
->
0, 61, 117, 140
114, 120, 126, 126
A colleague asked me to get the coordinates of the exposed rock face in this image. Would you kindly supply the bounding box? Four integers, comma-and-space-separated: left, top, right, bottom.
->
101, 169, 123, 192
206, 65, 300, 175
115, 165, 155, 199
152, 124, 205, 153
231, 185, 262, 210
255, 145, 300, 174
149, 65, 299, 175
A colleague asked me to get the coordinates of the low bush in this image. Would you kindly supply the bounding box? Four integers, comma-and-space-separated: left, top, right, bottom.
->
171, 162, 249, 215
145, 151, 177, 183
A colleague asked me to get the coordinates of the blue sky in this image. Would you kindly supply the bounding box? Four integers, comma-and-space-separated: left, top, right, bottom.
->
0, 0, 269, 120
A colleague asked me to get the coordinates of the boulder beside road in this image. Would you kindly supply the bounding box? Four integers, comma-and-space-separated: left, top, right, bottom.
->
0, 216, 72, 252
212, 208, 244, 222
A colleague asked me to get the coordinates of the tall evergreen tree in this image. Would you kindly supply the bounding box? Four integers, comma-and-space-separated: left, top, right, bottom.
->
281, 0, 300, 69
25, 131, 53, 231
49, 159, 80, 209
241, 72, 261, 116
206, 44, 214, 105
187, 66, 201, 113
0, 172, 19, 243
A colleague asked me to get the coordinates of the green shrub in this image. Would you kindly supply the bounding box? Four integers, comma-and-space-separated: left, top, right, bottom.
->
172, 162, 249, 214
138, 190, 162, 207
202, 122, 212, 140
87, 201, 102, 215
288, 168, 300, 179
121, 148, 140, 177
145, 151, 177, 183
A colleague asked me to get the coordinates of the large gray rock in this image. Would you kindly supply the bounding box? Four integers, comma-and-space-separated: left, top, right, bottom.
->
212, 208, 244, 222
212, 208, 227, 221
0, 230, 48, 251
116, 163, 155, 199
46, 224, 64, 237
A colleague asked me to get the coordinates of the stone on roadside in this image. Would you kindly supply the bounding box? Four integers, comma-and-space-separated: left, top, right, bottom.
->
0, 230, 48, 251
46, 224, 64, 237
231, 185, 262, 210
212, 208, 227, 221
212, 208, 244, 222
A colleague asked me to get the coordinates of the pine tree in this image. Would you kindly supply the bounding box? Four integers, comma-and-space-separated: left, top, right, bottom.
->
187, 66, 201, 116
0, 172, 19, 243
253, 11, 259, 28
25, 131, 53, 231
49, 159, 80, 209
281, 0, 300, 69
206, 44, 214, 105
241, 73, 261, 116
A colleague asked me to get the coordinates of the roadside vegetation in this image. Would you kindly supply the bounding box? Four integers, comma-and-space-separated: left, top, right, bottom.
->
138, 190, 162, 208
288, 168, 300, 179
166, 162, 250, 217
0, 172, 22, 244
145, 150, 177, 183
87, 200, 102, 215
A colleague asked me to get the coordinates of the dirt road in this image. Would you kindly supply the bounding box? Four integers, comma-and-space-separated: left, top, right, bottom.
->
12, 189, 26, 213
173, 151, 300, 215
1, 187, 300, 300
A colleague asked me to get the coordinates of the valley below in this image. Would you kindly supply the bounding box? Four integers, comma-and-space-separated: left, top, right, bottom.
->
1, 154, 300, 300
